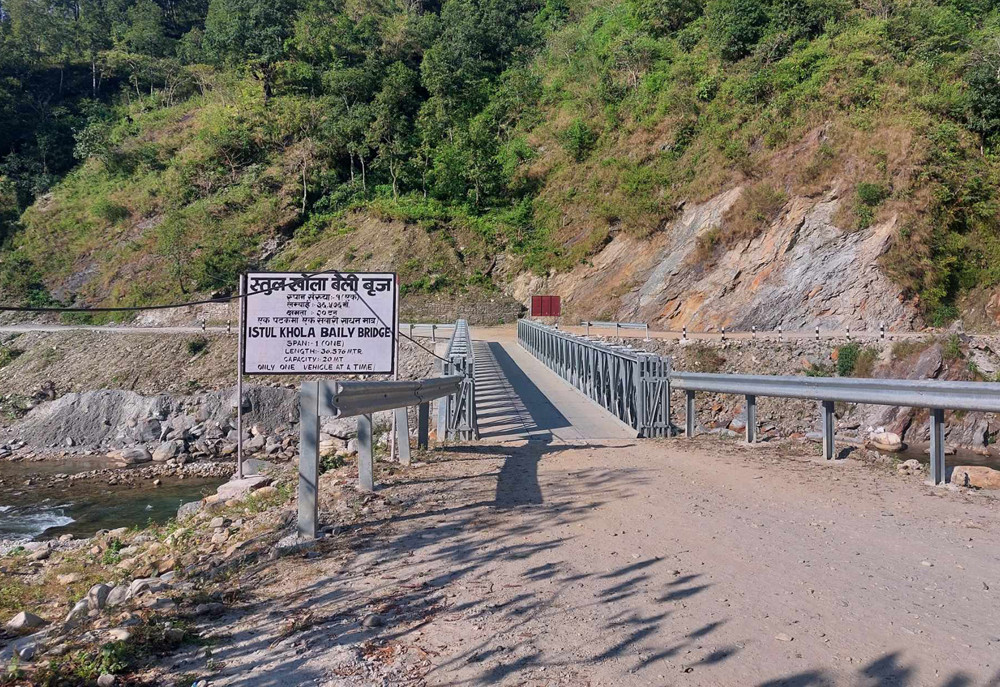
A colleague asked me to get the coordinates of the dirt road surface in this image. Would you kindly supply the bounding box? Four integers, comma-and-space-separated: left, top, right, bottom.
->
163, 437, 1000, 686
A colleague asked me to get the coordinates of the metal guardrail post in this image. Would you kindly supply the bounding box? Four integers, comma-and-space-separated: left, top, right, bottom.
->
644, 323, 650, 341
298, 381, 320, 539
394, 407, 411, 465
585, 321, 590, 336
432, 324, 437, 342
746, 394, 756, 443
686, 390, 696, 438
417, 401, 429, 449
929, 408, 945, 485
821, 400, 835, 460
358, 414, 374, 491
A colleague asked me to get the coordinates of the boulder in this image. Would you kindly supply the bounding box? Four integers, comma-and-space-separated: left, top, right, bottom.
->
105, 585, 129, 608
176, 500, 203, 520
152, 441, 181, 463
950, 465, 1000, 489
212, 475, 272, 502
64, 599, 89, 625
6, 612, 46, 633
86, 584, 111, 611
119, 447, 152, 465
868, 431, 903, 452
56, 572, 82, 585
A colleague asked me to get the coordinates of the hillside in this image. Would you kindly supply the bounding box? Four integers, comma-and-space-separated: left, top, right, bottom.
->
1, 0, 1000, 328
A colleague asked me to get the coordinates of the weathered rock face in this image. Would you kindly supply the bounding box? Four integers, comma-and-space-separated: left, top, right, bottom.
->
512, 187, 920, 331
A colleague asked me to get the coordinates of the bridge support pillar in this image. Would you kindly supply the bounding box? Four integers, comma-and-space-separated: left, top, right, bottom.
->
929, 408, 945, 485
821, 400, 835, 460
745, 394, 756, 443
685, 390, 696, 438
358, 414, 374, 491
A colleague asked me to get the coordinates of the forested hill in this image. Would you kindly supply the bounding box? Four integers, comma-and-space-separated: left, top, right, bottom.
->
1, 0, 1000, 326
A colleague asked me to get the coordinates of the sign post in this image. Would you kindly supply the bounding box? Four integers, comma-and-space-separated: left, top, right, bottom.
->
236, 274, 245, 479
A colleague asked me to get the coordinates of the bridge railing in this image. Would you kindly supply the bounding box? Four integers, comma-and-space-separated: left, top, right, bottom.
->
439, 319, 478, 441
673, 372, 1000, 486
518, 319, 670, 437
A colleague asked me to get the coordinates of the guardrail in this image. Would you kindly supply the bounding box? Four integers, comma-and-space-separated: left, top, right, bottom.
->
672, 372, 1000, 485
400, 322, 455, 342
297, 319, 477, 538
582, 320, 650, 340
518, 319, 670, 437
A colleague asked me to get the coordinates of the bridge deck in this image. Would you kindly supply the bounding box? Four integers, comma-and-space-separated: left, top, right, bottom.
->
472, 331, 636, 441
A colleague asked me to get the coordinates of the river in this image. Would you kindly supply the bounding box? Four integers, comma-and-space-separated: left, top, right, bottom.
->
0, 458, 225, 543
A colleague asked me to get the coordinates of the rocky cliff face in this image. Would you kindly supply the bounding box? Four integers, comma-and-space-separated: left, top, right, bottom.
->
513, 185, 920, 332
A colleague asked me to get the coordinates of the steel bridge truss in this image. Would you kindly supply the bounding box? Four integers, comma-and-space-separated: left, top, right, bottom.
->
517, 319, 671, 438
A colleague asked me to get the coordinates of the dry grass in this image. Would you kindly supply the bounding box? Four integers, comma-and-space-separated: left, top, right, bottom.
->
720, 183, 788, 247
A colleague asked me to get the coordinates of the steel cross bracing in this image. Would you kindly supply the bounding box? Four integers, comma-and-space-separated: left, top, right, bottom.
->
517, 319, 671, 438
439, 319, 480, 441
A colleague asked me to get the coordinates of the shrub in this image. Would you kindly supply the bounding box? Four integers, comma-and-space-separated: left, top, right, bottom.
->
691, 226, 722, 265
706, 0, 770, 61
0, 346, 23, 369
319, 453, 345, 474
561, 119, 597, 162
857, 182, 889, 207
943, 333, 964, 361
836, 343, 877, 377
186, 337, 208, 356
836, 342, 860, 377
688, 343, 726, 372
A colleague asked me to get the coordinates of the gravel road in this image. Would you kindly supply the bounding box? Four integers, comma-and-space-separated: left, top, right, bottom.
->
171, 437, 1000, 686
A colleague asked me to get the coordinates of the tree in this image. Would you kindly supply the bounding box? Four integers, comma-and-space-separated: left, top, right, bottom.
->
204, 0, 296, 102
366, 62, 420, 199
117, 0, 168, 57
706, 0, 769, 61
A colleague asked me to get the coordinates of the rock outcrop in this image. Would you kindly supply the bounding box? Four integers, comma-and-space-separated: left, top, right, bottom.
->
512, 186, 920, 331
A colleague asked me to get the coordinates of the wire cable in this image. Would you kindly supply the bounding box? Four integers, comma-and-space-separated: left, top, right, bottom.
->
0, 267, 455, 364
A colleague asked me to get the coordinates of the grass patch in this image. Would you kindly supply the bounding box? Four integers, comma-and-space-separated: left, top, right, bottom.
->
687, 343, 726, 372
720, 183, 787, 247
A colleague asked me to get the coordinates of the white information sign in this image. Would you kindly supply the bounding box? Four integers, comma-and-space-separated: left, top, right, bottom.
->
241, 271, 397, 375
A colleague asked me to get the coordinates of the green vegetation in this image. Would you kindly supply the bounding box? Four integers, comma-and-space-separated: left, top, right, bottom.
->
186, 336, 209, 356
836, 342, 877, 377
0, 0, 999, 322
0, 345, 23, 369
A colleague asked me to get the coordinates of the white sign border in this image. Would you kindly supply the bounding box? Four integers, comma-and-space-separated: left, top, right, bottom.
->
239, 270, 398, 377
